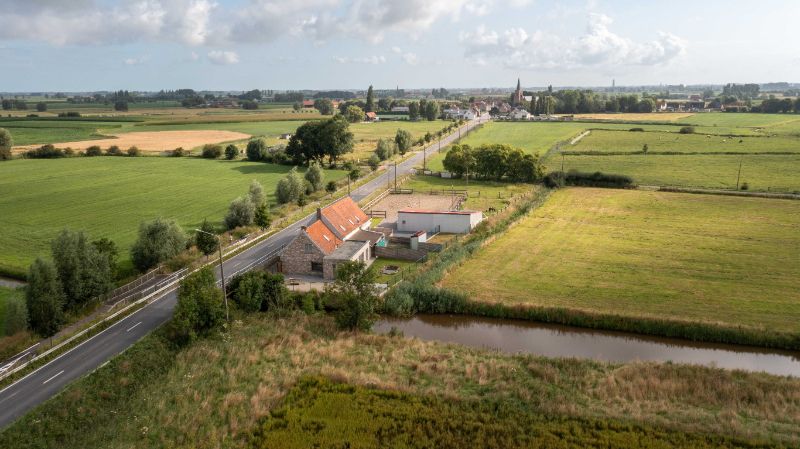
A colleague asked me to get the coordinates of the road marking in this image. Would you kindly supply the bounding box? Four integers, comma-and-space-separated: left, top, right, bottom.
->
42, 370, 64, 385
126, 321, 142, 332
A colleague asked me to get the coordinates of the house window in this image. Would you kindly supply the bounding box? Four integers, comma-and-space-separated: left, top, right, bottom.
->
311, 261, 323, 272
304, 243, 313, 253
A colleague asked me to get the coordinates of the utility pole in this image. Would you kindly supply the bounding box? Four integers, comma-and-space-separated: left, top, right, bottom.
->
194, 229, 228, 322
561, 153, 565, 172
394, 162, 398, 191
423, 146, 427, 171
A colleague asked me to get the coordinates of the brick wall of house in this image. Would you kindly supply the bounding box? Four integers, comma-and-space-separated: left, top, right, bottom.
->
281, 232, 325, 276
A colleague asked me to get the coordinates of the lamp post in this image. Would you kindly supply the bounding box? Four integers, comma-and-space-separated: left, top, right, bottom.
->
194, 229, 228, 322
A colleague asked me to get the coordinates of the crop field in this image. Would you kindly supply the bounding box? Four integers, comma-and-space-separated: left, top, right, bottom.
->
0, 119, 133, 146
442, 188, 800, 334
14, 130, 252, 154
573, 112, 694, 121
570, 129, 800, 153
0, 158, 346, 277
549, 153, 800, 192
2, 315, 797, 448
683, 113, 800, 128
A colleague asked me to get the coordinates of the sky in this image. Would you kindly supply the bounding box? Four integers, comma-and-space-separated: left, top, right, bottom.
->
0, 0, 799, 92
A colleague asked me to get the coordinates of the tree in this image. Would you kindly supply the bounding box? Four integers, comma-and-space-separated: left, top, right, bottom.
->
424, 101, 439, 121
229, 271, 289, 313
127, 146, 141, 157
130, 218, 187, 272
195, 219, 219, 256
246, 138, 267, 161
325, 180, 337, 193
248, 180, 265, 207
345, 105, 364, 123
408, 101, 420, 120
368, 154, 380, 171
365, 85, 375, 112
442, 144, 475, 177
287, 115, 353, 164
91, 237, 119, 276
375, 138, 396, 161
329, 261, 379, 331
642, 143, 649, 155
224, 196, 256, 229
304, 162, 325, 191
394, 129, 412, 155
0, 128, 12, 161
241, 100, 258, 110
638, 98, 656, 113
26, 258, 65, 337
297, 192, 307, 208
114, 101, 129, 112
314, 98, 334, 115
254, 202, 271, 230
224, 144, 239, 160
51, 229, 113, 311
169, 266, 225, 344
36, 102, 47, 112
292, 102, 302, 111
275, 167, 304, 204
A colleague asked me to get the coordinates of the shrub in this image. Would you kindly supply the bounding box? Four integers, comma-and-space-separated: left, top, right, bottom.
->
348, 168, 361, 181
127, 146, 141, 157
168, 267, 225, 345
25, 144, 65, 159
368, 154, 380, 171
170, 147, 185, 157
740, 182, 749, 191
58, 111, 81, 118
679, 126, 695, 134
325, 180, 337, 193
246, 139, 267, 161
304, 162, 325, 191
36, 102, 47, 112
275, 168, 304, 204
563, 170, 634, 188
130, 217, 187, 272
0, 128, 14, 160
3, 294, 28, 336
543, 171, 566, 188
395, 129, 412, 154
201, 144, 223, 159
85, 146, 103, 157
328, 261, 379, 331
106, 145, 123, 156
25, 258, 65, 337
229, 271, 290, 313
224, 144, 239, 160
225, 196, 256, 230
629, 127, 644, 132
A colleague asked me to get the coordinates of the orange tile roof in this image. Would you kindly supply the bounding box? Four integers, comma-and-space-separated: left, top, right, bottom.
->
320, 197, 369, 239
305, 220, 342, 254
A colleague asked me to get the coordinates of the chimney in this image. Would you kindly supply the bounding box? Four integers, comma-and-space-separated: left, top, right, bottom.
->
316, 207, 322, 219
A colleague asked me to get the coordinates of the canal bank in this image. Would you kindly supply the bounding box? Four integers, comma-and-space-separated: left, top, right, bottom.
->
374, 314, 800, 377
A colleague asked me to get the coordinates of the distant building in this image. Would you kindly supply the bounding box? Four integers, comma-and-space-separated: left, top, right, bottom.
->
365, 111, 379, 121
512, 78, 524, 105
510, 108, 532, 120
302, 100, 315, 108
391, 106, 410, 113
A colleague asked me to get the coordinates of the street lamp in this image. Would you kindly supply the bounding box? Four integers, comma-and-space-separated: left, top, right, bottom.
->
194, 228, 229, 322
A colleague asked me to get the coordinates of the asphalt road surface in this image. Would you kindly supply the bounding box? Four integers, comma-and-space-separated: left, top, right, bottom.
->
0, 115, 485, 429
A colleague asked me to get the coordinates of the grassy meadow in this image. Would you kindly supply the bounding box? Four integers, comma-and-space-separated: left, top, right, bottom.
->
0, 157, 347, 278
1, 314, 798, 448
0, 119, 135, 146
441, 188, 800, 334
571, 129, 800, 153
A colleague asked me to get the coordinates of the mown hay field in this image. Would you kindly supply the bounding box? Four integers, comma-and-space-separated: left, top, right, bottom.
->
0, 157, 346, 277
441, 188, 800, 334
2, 315, 798, 448
570, 129, 800, 153
572, 112, 694, 121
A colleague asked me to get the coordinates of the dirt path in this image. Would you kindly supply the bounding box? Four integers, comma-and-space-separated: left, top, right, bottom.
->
13, 130, 251, 153
570, 130, 590, 145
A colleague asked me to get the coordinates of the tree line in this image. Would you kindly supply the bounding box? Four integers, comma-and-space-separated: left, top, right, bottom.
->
443, 143, 545, 183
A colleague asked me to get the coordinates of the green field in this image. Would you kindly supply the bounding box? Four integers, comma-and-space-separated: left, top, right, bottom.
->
0, 120, 133, 146
683, 113, 800, 128
2, 315, 796, 447
0, 158, 346, 277
252, 376, 766, 449
548, 153, 800, 192
571, 129, 800, 153
460, 121, 589, 155
442, 188, 800, 334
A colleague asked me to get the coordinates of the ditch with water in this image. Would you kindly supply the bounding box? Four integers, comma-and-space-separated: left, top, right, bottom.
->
373, 314, 800, 377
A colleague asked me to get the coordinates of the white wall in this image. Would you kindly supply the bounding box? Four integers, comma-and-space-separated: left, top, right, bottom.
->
397, 212, 482, 234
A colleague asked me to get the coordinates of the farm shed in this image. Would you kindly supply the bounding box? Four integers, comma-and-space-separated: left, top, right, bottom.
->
397, 209, 483, 234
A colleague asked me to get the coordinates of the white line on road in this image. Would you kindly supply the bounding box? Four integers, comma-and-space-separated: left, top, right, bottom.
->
126, 321, 142, 332
42, 370, 64, 385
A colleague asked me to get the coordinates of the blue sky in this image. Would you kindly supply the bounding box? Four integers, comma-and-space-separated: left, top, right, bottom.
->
1, 0, 798, 91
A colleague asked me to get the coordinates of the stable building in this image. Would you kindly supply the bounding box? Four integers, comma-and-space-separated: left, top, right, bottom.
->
397, 209, 483, 234
280, 196, 385, 280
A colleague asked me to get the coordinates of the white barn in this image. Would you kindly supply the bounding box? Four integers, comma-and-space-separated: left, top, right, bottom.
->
397, 209, 483, 234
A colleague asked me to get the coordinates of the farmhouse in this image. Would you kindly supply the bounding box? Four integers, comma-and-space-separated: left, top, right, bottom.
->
365, 111, 379, 122
397, 209, 483, 234
510, 108, 532, 120
280, 197, 385, 280
302, 100, 315, 108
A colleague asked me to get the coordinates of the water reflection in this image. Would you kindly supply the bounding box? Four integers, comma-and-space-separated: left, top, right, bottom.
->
373, 314, 800, 377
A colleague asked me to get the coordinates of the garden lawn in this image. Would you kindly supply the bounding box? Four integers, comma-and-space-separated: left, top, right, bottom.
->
571, 129, 800, 154
442, 188, 800, 333
0, 157, 346, 278
546, 153, 800, 192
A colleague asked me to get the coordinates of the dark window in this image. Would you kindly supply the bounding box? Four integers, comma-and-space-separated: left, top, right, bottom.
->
311, 261, 323, 272
304, 243, 313, 253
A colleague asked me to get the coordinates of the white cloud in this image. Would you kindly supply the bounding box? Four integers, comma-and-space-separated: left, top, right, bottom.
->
460, 13, 687, 69
207, 50, 239, 65
333, 55, 387, 64
123, 56, 149, 65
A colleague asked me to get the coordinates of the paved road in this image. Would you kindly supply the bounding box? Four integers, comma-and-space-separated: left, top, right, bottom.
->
0, 115, 485, 429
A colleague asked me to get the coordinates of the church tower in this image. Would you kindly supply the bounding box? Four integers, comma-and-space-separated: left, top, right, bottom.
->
513, 78, 523, 105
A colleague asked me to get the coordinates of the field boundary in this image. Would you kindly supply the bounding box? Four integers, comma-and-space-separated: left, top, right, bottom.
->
655, 186, 800, 200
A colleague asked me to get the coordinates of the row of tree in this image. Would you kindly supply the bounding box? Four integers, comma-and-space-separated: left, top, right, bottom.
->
442, 143, 545, 183
26, 230, 117, 336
